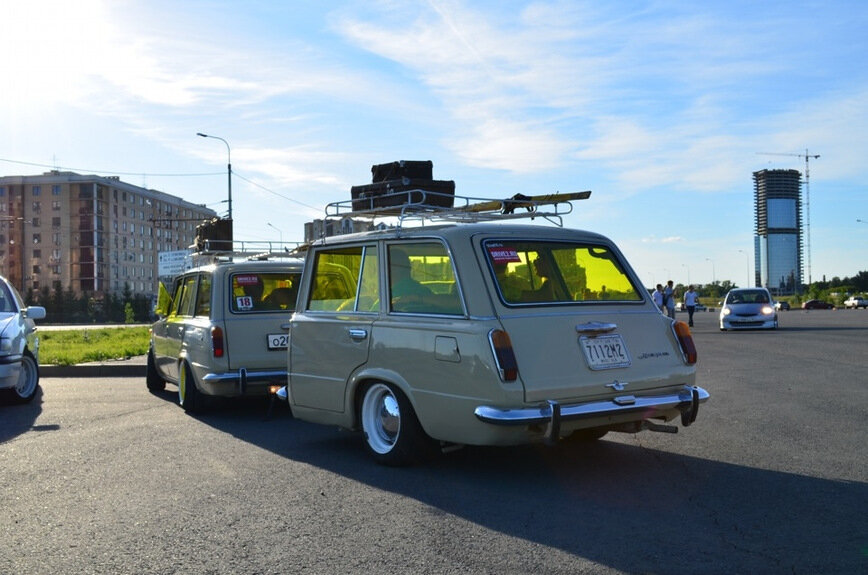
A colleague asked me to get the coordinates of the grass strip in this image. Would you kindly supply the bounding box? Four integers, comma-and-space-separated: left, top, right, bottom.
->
38, 327, 150, 366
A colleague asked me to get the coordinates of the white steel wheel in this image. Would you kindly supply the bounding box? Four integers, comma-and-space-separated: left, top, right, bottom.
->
361, 383, 401, 454
360, 382, 431, 466
9, 353, 40, 404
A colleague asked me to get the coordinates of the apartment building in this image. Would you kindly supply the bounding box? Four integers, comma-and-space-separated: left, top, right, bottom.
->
0, 171, 216, 297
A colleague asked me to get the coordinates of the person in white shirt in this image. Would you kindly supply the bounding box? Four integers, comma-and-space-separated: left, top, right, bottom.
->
653, 284, 664, 310
683, 285, 700, 327
663, 280, 676, 319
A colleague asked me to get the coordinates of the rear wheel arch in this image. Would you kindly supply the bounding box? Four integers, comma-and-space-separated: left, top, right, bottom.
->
351, 373, 418, 429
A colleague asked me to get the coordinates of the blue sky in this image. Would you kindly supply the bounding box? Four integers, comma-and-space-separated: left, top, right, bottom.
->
2, 0, 866, 287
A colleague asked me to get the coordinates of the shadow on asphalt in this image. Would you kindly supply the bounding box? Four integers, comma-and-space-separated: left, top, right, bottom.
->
147, 389, 867, 574
0, 387, 44, 443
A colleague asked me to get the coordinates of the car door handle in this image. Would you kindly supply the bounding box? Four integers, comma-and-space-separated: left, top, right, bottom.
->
348, 328, 368, 340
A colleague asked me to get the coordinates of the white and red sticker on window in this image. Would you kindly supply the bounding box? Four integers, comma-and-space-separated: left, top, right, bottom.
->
235, 274, 259, 286
487, 245, 521, 264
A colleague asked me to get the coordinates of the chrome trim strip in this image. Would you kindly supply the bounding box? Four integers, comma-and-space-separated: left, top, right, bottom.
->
202, 369, 288, 384
474, 385, 709, 427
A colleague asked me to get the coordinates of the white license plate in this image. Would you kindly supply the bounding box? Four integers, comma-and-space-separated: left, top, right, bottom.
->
580, 334, 631, 370
267, 333, 288, 350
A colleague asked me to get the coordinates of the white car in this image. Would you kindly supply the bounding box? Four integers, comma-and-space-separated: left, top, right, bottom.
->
719, 287, 778, 331
843, 296, 867, 309
0, 275, 47, 404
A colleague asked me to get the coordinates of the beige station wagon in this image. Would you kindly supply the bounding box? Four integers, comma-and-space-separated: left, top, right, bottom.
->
283, 198, 708, 465
148, 254, 303, 412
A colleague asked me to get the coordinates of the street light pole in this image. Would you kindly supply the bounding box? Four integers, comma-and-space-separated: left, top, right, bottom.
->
267, 222, 283, 244
197, 132, 232, 220
705, 257, 715, 286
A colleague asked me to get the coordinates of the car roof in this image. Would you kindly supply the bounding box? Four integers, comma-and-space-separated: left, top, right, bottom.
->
182, 256, 304, 276
308, 222, 612, 246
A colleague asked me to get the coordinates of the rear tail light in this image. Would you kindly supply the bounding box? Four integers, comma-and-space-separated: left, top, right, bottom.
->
211, 326, 225, 358
489, 329, 518, 382
673, 321, 697, 365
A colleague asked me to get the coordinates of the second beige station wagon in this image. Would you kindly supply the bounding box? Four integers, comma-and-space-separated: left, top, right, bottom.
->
149, 255, 304, 412
284, 216, 708, 465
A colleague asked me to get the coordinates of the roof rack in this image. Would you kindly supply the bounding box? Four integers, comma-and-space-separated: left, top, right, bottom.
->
186, 240, 304, 267
324, 189, 591, 228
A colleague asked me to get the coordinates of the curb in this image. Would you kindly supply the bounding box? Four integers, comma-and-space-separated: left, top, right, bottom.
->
41, 357, 147, 378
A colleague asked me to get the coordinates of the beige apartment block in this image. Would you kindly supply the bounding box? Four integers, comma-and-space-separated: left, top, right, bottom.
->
0, 171, 216, 298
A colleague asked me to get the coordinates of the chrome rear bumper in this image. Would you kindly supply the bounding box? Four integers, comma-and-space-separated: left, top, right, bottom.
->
202, 368, 288, 394
474, 385, 709, 442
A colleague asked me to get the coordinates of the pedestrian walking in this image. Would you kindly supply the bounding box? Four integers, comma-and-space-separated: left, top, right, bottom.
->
683, 285, 700, 327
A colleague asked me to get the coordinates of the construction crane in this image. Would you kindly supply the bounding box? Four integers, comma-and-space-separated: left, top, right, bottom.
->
757, 149, 820, 286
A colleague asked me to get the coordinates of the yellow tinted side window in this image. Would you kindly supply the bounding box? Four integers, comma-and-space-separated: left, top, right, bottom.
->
389, 242, 462, 315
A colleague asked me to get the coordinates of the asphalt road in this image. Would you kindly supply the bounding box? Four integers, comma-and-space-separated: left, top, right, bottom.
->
2, 309, 866, 574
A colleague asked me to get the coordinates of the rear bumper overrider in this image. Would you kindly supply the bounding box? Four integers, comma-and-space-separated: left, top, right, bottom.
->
202, 368, 288, 395
474, 385, 709, 442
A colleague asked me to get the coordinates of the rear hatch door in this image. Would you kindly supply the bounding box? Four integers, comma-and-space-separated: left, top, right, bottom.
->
500, 307, 690, 403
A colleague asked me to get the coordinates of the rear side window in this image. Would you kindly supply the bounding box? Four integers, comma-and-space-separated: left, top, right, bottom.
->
388, 242, 462, 315
231, 271, 302, 313
195, 274, 212, 317
484, 240, 643, 304
306, 246, 377, 312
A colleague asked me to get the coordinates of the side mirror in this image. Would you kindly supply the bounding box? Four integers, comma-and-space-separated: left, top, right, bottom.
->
24, 306, 47, 320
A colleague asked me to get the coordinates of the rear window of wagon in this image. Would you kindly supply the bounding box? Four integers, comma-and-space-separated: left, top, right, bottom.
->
483, 239, 644, 305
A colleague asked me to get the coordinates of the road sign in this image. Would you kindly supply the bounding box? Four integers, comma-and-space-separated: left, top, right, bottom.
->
158, 250, 192, 277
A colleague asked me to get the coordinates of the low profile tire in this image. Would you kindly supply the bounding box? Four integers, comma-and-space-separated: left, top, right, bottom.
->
146, 349, 166, 392
360, 382, 434, 466
178, 362, 203, 413
1, 352, 40, 404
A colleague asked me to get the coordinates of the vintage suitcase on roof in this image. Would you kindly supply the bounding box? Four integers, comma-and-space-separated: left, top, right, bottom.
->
351, 178, 455, 211
371, 160, 433, 182
352, 160, 454, 211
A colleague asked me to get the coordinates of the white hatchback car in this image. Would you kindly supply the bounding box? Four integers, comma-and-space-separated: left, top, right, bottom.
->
283, 194, 708, 465
148, 255, 303, 412
0, 275, 46, 404
719, 287, 778, 330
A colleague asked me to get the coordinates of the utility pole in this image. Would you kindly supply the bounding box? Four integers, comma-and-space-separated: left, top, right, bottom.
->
757, 149, 820, 285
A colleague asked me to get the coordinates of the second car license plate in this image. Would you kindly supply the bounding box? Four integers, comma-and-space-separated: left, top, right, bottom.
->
267, 333, 288, 350
579, 334, 631, 370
